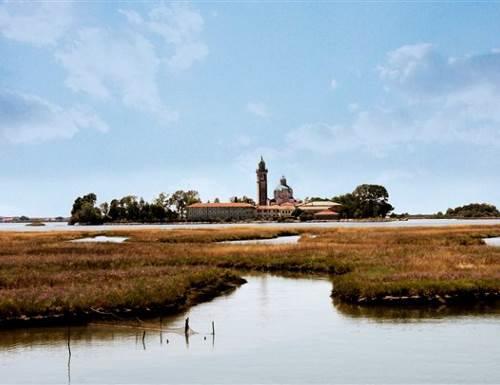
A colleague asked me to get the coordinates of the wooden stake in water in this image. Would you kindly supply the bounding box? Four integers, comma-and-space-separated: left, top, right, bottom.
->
212, 321, 215, 336
185, 317, 190, 336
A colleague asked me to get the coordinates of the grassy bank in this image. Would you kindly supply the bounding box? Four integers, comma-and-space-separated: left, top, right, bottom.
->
0, 225, 499, 325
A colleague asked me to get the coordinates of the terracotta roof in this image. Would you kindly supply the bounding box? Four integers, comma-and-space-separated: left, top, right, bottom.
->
314, 210, 339, 216
299, 200, 342, 207
188, 202, 255, 208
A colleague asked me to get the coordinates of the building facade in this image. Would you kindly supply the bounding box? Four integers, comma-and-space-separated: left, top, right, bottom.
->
187, 203, 256, 222
256, 203, 295, 220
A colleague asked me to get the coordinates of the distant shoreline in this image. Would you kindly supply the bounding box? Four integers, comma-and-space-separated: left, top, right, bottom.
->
3, 217, 500, 232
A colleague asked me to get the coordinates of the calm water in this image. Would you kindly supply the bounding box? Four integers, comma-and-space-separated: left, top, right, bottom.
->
221, 235, 301, 244
1, 275, 499, 384
2, 218, 500, 232
484, 237, 500, 247
70, 236, 129, 243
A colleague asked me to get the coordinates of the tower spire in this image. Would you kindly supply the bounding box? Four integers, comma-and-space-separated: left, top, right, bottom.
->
256, 157, 268, 206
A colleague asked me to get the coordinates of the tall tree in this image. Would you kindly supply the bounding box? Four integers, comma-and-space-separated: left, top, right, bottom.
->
169, 190, 201, 219
69, 193, 103, 225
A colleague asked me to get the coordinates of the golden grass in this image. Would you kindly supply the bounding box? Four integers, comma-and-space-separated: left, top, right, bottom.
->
0, 225, 499, 322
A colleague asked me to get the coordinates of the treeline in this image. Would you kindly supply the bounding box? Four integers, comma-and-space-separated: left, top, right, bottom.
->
300, 184, 394, 219
69, 191, 201, 225
443, 203, 499, 218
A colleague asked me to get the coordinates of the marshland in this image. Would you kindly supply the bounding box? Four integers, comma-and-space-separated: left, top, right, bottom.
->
1, 224, 500, 325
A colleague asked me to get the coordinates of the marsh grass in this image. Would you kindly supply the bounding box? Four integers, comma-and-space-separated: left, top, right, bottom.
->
0, 225, 500, 322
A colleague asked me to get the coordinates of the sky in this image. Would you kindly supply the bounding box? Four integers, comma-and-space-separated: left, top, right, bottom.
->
1, 1, 500, 216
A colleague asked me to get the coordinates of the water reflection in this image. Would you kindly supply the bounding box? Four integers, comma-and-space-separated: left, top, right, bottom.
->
0, 275, 499, 384
334, 299, 500, 322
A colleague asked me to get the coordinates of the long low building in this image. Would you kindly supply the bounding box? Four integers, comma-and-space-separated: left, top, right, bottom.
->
187, 203, 256, 222
256, 203, 295, 220
297, 200, 342, 214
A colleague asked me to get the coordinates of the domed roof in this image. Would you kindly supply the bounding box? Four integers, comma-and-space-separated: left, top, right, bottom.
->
274, 176, 293, 193
274, 184, 291, 192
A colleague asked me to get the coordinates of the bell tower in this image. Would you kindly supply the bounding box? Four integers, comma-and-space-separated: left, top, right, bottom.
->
256, 156, 268, 206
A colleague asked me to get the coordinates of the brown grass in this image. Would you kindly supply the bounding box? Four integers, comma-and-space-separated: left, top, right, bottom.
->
0, 225, 499, 322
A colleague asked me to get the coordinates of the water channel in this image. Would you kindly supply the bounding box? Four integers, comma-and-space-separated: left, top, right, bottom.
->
1, 275, 499, 384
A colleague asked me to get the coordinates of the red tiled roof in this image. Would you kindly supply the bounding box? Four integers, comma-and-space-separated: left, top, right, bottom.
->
314, 210, 339, 216
188, 203, 255, 208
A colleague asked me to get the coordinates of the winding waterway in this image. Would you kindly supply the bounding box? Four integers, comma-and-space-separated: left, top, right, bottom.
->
1, 275, 499, 384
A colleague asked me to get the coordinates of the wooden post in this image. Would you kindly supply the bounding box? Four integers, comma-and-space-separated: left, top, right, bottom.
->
184, 317, 189, 336
160, 316, 163, 344
212, 321, 215, 336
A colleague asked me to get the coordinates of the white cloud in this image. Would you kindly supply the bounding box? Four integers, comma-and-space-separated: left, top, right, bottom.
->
330, 78, 338, 89
377, 43, 436, 85
246, 102, 269, 118
285, 45, 500, 155
53, 3, 208, 123
0, 90, 108, 144
122, 2, 208, 71
1, 2, 208, 127
0, 2, 73, 46
118, 9, 143, 25
55, 28, 178, 122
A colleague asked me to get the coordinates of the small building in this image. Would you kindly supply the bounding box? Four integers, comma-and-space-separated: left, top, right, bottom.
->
187, 203, 256, 222
256, 204, 295, 220
313, 210, 340, 221
297, 200, 342, 215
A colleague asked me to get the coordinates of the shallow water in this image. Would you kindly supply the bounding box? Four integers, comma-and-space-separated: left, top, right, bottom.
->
0, 275, 499, 384
484, 237, 500, 247
221, 235, 301, 245
2, 218, 500, 232
70, 236, 128, 243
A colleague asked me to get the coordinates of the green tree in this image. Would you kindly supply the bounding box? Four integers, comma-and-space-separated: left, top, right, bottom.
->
169, 190, 201, 219
333, 184, 394, 219
69, 193, 103, 225
446, 203, 499, 218
230, 196, 256, 205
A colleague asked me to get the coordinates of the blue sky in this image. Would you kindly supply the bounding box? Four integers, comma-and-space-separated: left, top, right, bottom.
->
1, 1, 500, 216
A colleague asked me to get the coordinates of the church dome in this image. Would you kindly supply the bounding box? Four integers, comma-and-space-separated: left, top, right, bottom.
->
274, 176, 291, 192
275, 183, 291, 192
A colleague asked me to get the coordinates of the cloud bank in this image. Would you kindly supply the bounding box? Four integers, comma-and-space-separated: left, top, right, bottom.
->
0, 1, 72, 46
0, 2, 209, 140
286, 44, 500, 155
0, 90, 108, 144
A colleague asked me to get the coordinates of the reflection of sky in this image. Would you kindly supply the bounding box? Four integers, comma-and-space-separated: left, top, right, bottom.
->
1, 276, 499, 384
484, 237, 500, 247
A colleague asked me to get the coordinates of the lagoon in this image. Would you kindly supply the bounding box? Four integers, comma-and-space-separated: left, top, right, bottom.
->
1, 275, 499, 384
2, 218, 500, 232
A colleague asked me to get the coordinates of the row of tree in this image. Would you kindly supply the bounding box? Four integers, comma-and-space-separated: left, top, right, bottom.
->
70, 184, 395, 224
69, 191, 201, 225
443, 203, 500, 218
